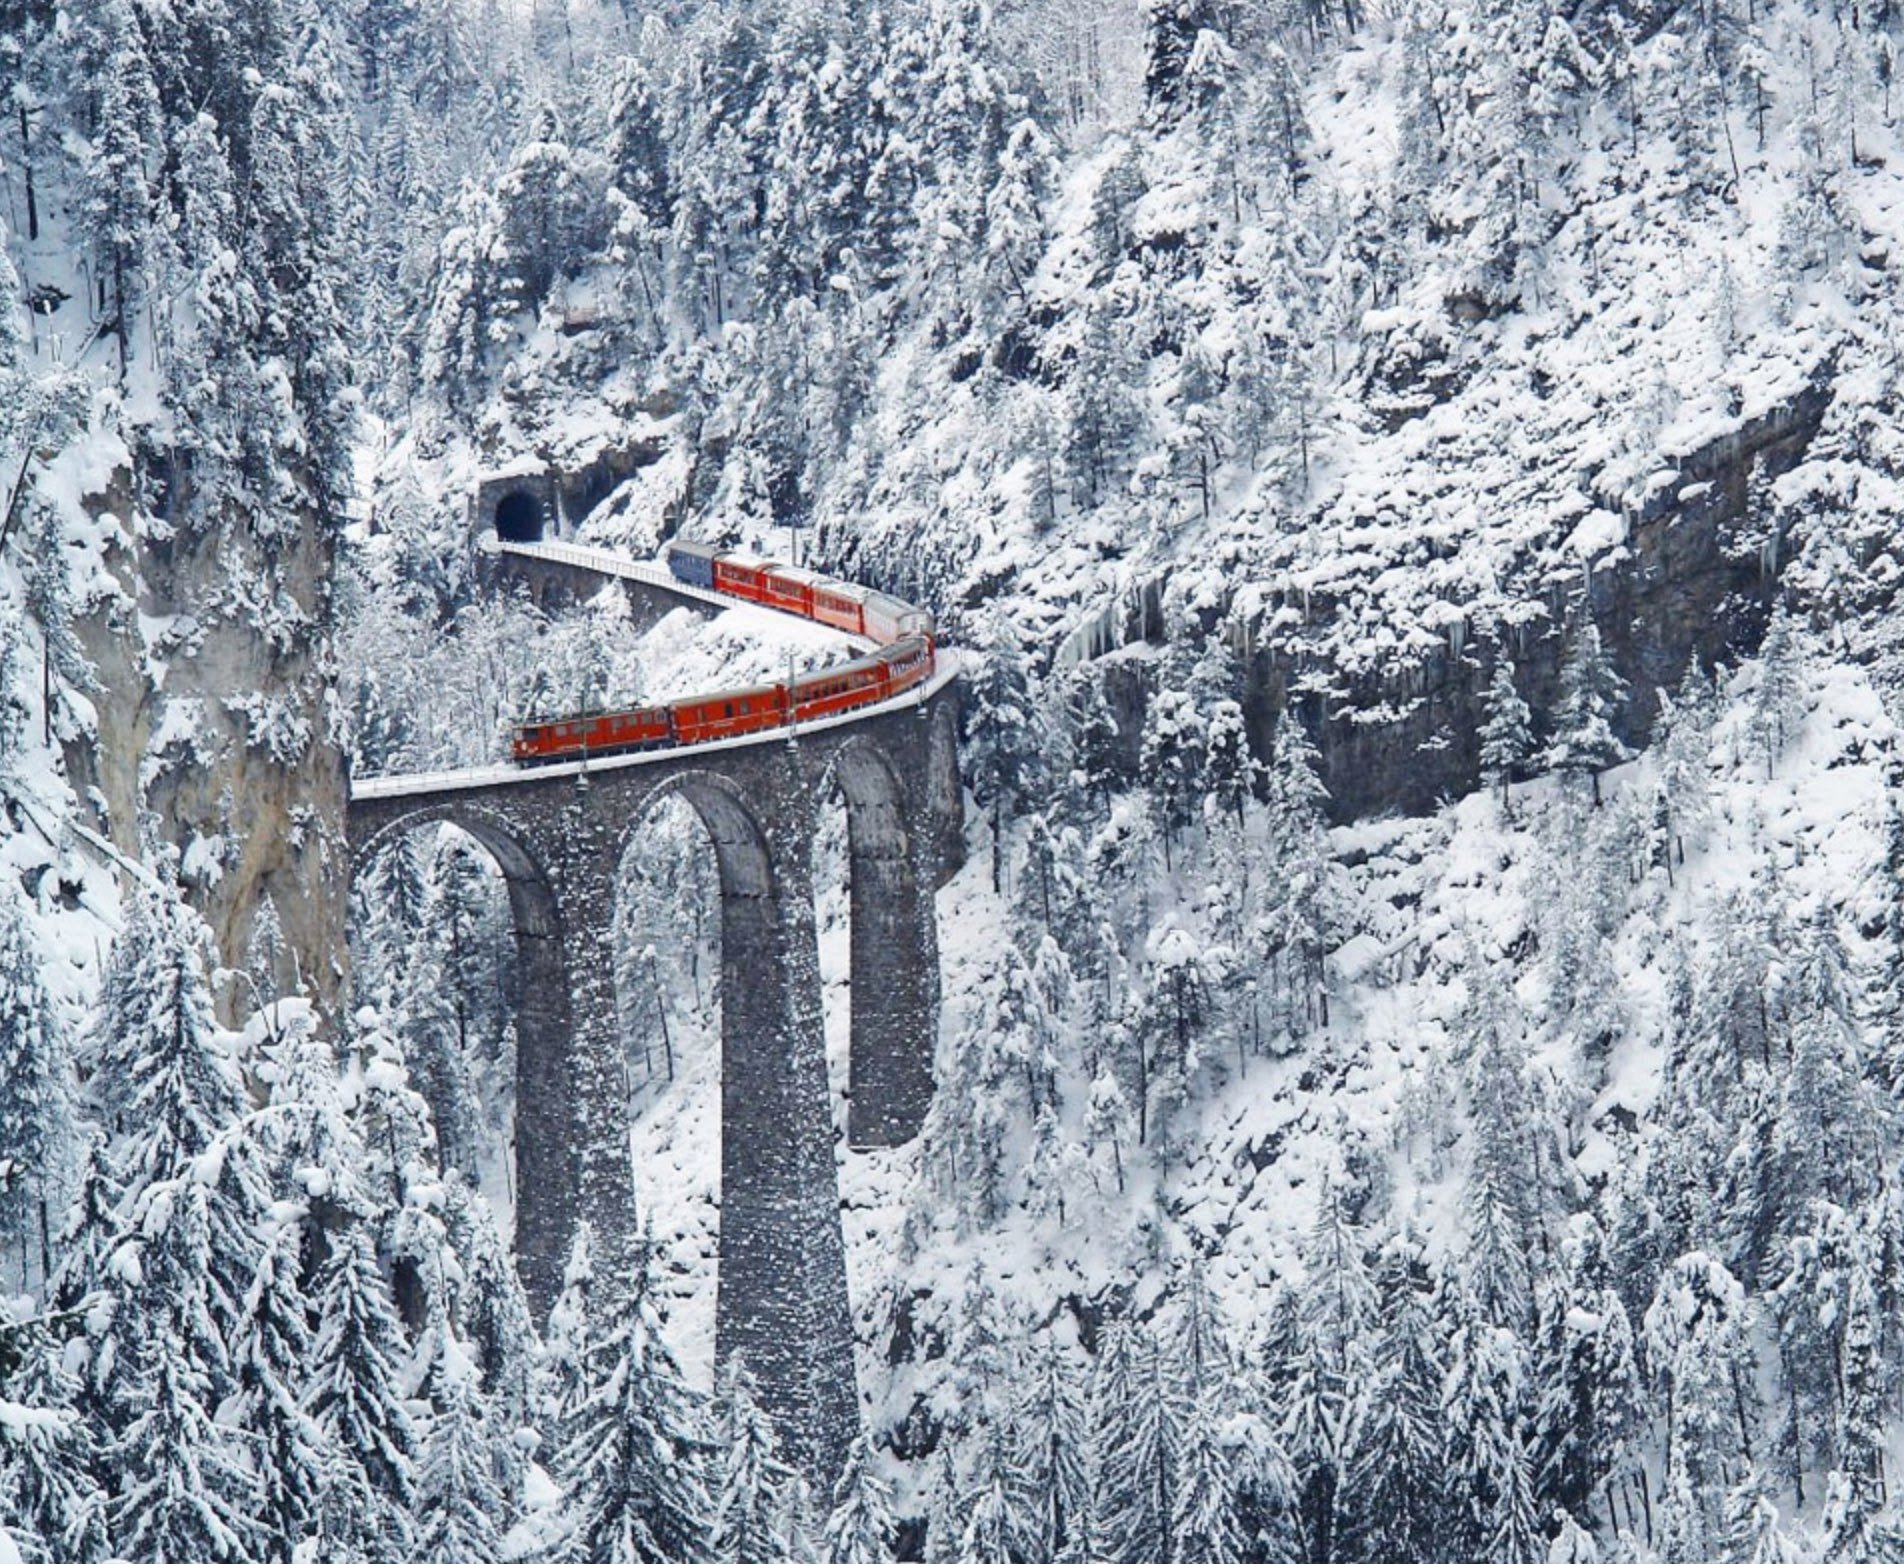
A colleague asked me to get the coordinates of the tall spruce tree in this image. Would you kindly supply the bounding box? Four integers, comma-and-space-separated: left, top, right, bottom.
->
822, 1436, 895, 1564
551, 1277, 712, 1564
0, 894, 70, 1288
415, 1335, 507, 1564
304, 1222, 418, 1564
1479, 656, 1533, 812
1548, 618, 1629, 807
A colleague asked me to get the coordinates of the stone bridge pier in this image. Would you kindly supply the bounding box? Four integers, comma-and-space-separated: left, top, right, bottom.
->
346, 681, 962, 1487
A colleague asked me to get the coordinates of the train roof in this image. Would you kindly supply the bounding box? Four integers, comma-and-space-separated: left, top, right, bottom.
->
517, 703, 670, 727
666, 538, 722, 559
764, 564, 826, 586
668, 679, 785, 708
794, 651, 887, 683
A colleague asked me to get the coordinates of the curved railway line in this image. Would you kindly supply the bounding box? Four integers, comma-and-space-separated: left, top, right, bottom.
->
349, 535, 958, 800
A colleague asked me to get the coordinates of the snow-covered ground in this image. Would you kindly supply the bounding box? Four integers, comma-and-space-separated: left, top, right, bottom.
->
625, 633, 1895, 1451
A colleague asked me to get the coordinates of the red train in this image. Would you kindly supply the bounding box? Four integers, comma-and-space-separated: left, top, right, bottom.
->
509, 544, 937, 765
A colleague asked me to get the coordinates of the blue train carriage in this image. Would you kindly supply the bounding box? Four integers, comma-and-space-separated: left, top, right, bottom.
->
665, 538, 721, 589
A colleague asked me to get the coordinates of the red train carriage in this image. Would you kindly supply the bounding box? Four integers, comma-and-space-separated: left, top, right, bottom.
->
711, 552, 778, 603
811, 581, 869, 636
791, 655, 889, 723
760, 564, 824, 617
510, 547, 941, 766
513, 705, 672, 764
668, 681, 791, 745
877, 636, 933, 697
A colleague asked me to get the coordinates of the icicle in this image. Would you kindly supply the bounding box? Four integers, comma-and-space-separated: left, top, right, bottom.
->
1447, 615, 1467, 662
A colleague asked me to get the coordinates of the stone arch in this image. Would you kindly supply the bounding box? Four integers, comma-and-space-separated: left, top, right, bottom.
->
611, 767, 856, 1483
616, 768, 776, 905
817, 736, 938, 1148
494, 488, 546, 543
348, 802, 576, 1315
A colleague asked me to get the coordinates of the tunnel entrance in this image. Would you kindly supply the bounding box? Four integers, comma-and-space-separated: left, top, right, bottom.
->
494, 489, 545, 543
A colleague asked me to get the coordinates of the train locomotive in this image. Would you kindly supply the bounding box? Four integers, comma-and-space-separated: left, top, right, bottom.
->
509, 542, 937, 765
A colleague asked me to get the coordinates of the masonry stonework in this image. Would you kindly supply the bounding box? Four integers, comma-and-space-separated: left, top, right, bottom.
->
347, 633, 961, 1490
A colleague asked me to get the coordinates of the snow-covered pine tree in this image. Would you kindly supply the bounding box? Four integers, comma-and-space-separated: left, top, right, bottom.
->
1064, 669, 1125, 811
1284, 1180, 1377, 1562
964, 625, 1053, 895
73, 0, 160, 377
1654, 662, 1717, 869
1337, 1239, 1450, 1564
304, 1222, 419, 1563
110, 1322, 264, 1564
536, 1223, 595, 1456
960, 1419, 1027, 1564
1461, 1004, 1539, 1335
1547, 617, 1630, 807
1224, 1397, 1302, 1564
821, 1435, 895, 1564
1644, 1253, 1757, 1564
1440, 1308, 1532, 1564
1171, 1380, 1244, 1564
443, 1171, 535, 1428
415, 1334, 507, 1564
1260, 708, 1334, 1036
549, 1277, 712, 1564
0, 1313, 110, 1564
1748, 607, 1807, 777
1820, 1254, 1892, 1561
80, 879, 268, 1446
1082, 1056, 1135, 1196
1203, 697, 1259, 832
1065, 300, 1146, 507
232, 1220, 326, 1562
1089, 1320, 1176, 1564
399, 834, 507, 1177
1479, 656, 1534, 812
1716, 1471, 1801, 1564
1009, 1335, 1090, 1564
0, 894, 70, 1288
710, 1362, 794, 1564
1774, 904, 1876, 1216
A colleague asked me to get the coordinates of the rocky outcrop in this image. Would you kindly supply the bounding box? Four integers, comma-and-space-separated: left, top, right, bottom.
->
1073, 378, 1835, 823
1255, 381, 1833, 819
1264, 380, 1834, 819
66, 464, 346, 1023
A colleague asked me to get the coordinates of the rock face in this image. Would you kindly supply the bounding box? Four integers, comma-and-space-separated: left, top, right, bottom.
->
67, 467, 347, 1023
1224, 385, 1834, 821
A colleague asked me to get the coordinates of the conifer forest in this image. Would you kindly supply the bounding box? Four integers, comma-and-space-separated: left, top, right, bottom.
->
8, 0, 1904, 1558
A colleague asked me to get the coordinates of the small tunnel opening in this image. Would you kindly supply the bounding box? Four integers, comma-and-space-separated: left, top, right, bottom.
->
494, 489, 545, 543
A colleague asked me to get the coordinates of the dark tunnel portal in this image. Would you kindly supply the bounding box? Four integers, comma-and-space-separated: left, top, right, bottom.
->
495, 490, 545, 543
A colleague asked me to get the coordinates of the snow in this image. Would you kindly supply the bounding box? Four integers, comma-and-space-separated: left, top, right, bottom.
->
596, 632, 1888, 1460
0, 1400, 68, 1442
9, 0, 1904, 1548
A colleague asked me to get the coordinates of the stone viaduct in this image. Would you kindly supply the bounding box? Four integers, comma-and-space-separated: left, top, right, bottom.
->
345, 542, 962, 1485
